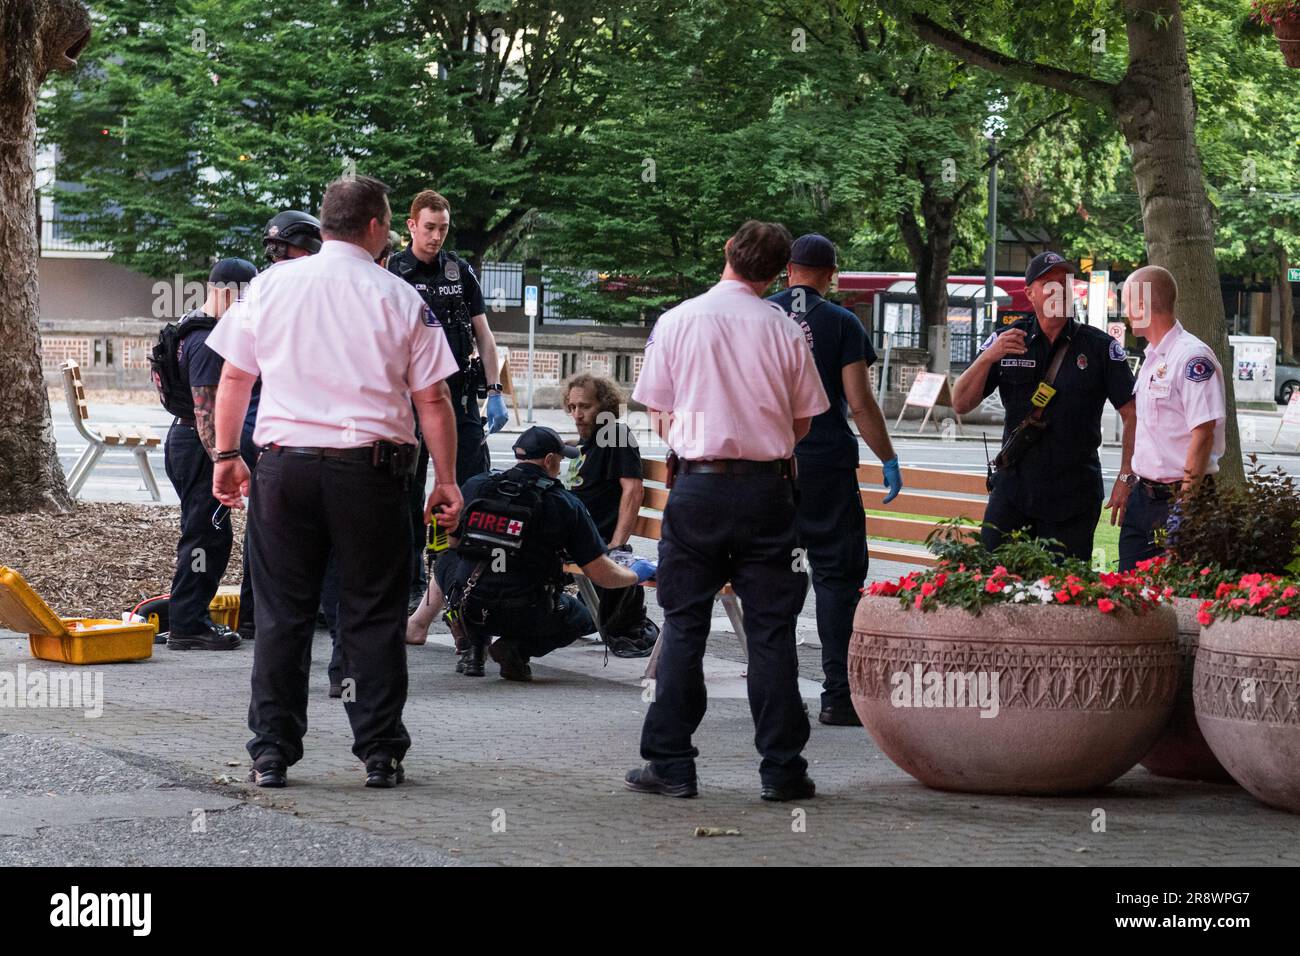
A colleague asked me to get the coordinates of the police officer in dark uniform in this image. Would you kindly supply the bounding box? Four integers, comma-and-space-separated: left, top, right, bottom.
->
768, 234, 902, 728
389, 190, 508, 608
161, 258, 259, 650
952, 251, 1137, 560
433, 426, 651, 680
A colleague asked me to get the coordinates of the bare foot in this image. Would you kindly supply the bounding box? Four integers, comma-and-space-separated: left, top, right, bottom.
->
405, 618, 429, 645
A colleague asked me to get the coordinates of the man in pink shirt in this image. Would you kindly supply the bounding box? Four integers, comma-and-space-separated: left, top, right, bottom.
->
624, 220, 829, 803
206, 175, 463, 790
1115, 265, 1226, 570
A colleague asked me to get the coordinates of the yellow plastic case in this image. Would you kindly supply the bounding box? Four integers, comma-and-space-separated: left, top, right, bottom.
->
208, 586, 241, 630
0, 566, 154, 665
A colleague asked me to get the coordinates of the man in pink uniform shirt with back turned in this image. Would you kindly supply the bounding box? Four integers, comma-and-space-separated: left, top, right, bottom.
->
624, 220, 829, 803
207, 175, 463, 790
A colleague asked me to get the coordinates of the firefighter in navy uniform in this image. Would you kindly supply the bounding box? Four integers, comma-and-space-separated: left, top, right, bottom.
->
952, 251, 1137, 560
433, 426, 651, 680
389, 189, 508, 610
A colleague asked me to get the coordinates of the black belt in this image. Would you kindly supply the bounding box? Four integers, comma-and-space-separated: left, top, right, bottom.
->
173, 417, 195, 427
263, 444, 377, 462
1137, 474, 1215, 500
680, 458, 793, 477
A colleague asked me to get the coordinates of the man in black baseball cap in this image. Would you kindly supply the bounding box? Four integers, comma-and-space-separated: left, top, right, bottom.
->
429, 424, 651, 680
951, 249, 1137, 560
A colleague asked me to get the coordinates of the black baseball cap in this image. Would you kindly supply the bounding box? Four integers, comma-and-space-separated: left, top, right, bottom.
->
1024, 251, 1074, 285
789, 234, 837, 269
209, 258, 258, 285
513, 426, 579, 460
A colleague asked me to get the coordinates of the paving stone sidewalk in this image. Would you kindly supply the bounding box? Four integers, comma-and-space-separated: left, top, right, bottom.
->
3, 606, 1299, 866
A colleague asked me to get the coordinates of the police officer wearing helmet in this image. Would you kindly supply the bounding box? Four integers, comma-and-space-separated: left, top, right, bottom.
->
158, 257, 259, 651
389, 190, 509, 608
433, 426, 650, 680
208, 175, 463, 790
952, 251, 1137, 560
768, 234, 901, 728
627, 220, 829, 803
262, 209, 322, 263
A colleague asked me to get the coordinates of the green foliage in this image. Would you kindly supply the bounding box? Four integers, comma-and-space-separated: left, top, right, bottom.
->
1168, 456, 1300, 575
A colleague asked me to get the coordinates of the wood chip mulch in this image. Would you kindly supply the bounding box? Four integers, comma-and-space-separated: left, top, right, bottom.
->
0, 502, 245, 618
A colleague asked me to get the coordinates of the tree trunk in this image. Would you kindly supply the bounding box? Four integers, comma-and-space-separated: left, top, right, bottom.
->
0, 0, 89, 514
1116, 0, 1241, 483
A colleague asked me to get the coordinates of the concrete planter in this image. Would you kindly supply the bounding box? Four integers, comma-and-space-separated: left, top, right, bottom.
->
1138, 597, 1235, 782
849, 596, 1179, 795
1194, 616, 1300, 814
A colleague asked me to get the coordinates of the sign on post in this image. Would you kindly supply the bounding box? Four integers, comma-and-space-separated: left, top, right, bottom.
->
524, 284, 538, 423
1287, 267, 1300, 283
1087, 271, 1110, 329
894, 371, 963, 436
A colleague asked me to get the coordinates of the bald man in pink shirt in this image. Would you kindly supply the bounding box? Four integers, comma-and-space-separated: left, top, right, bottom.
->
624, 220, 829, 803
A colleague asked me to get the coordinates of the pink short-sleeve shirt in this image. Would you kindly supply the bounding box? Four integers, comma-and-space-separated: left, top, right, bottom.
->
205, 240, 459, 448
1131, 322, 1227, 482
632, 279, 829, 460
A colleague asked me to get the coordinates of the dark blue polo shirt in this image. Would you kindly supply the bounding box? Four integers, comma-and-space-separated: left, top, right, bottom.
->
181, 315, 259, 434
980, 315, 1136, 520
767, 286, 876, 471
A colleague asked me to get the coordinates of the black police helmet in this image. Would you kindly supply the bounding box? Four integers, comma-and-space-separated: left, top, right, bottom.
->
263, 210, 322, 257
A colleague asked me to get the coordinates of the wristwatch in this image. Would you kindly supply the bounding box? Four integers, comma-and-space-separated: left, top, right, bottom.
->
215, 449, 242, 462
485, 383, 504, 393
1117, 472, 1137, 487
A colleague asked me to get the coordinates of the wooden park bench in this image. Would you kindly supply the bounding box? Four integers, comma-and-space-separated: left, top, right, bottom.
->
60, 360, 162, 501
564, 456, 987, 678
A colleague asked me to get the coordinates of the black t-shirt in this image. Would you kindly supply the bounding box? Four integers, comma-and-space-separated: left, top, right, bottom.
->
388, 247, 486, 423
180, 312, 259, 434
447, 462, 607, 602
767, 286, 875, 470
564, 422, 643, 542
980, 316, 1136, 519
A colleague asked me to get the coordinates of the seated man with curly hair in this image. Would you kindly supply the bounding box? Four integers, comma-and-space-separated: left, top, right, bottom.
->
562, 374, 661, 657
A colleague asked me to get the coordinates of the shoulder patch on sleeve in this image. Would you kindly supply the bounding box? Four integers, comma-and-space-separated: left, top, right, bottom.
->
422, 305, 441, 328
1185, 355, 1214, 382
978, 331, 997, 352
1108, 339, 1127, 361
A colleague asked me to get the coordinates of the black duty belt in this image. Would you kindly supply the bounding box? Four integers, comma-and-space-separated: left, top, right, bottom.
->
680, 458, 793, 477
173, 417, 196, 427
263, 444, 377, 462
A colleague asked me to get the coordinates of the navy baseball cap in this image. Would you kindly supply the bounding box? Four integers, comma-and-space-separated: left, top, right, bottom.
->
790, 234, 837, 269
209, 258, 258, 285
513, 426, 579, 460
1024, 251, 1074, 285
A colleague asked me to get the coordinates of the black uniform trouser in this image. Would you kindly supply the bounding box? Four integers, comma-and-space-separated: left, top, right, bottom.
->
319, 552, 348, 688
795, 465, 868, 713
409, 416, 490, 592
164, 424, 258, 635
246, 451, 412, 766
981, 482, 1101, 562
641, 472, 810, 787
1119, 485, 1172, 572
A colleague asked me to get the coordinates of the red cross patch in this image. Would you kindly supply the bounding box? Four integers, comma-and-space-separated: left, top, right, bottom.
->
506, 520, 524, 536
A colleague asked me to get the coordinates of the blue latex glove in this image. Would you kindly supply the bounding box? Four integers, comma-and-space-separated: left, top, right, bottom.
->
629, 559, 657, 584
881, 457, 903, 504
485, 393, 508, 434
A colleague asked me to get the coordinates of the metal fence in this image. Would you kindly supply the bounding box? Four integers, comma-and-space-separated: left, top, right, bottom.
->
479, 261, 523, 307
39, 213, 106, 254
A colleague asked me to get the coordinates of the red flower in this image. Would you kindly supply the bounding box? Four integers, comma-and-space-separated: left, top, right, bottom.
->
1097, 598, 1116, 614
1199, 567, 1212, 577
1197, 609, 1214, 626
985, 579, 1005, 594
1283, 587, 1298, 600
921, 582, 936, 597
1240, 573, 1264, 588
1229, 598, 1246, 609
1215, 583, 1234, 599
1055, 589, 1071, 604
1277, 606, 1292, 618
934, 572, 948, 588
914, 594, 924, 610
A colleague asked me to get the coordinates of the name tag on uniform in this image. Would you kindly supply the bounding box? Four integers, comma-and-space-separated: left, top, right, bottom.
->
1030, 382, 1056, 408
1147, 379, 1171, 399
1001, 358, 1036, 368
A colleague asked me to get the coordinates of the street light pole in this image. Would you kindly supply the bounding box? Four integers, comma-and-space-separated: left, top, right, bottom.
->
984, 137, 998, 334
